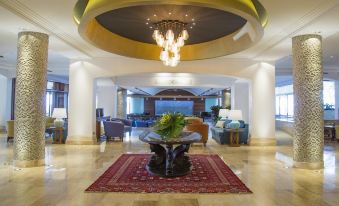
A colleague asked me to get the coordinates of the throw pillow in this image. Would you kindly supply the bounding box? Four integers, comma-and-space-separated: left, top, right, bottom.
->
215, 121, 225, 128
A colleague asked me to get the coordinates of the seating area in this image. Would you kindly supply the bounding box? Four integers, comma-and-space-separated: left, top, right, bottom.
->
211, 120, 249, 145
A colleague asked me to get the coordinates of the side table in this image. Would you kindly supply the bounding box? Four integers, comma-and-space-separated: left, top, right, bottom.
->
51, 127, 64, 144
227, 128, 244, 147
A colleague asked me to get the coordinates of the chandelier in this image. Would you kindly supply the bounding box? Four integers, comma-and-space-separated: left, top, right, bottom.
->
152, 20, 189, 67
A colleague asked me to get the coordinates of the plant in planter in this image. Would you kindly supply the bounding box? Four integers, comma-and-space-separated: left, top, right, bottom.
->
210, 105, 223, 123
152, 113, 186, 140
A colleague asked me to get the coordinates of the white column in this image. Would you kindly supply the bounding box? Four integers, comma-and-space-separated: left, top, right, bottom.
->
231, 82, 250, 124
249, 63, 276, 146
67, 61, 96, 145
335, 80, 339, 119
96, 79, 117, 118
0, 75, 9, 131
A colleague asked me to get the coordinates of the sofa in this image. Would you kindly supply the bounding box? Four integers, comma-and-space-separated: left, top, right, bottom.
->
211, 120, 249, 145
184, 117, 209, 146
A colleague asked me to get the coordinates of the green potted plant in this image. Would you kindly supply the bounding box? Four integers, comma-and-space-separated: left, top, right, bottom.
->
152, 113, 186, 140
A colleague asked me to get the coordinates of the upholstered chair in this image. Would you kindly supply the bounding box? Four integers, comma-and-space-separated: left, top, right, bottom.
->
103, 121, 125, 141
184, 117, 209, 146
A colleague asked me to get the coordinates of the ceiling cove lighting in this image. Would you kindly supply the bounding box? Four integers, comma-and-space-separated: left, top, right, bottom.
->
151, 20, 191, 67
74, 0, 268, 62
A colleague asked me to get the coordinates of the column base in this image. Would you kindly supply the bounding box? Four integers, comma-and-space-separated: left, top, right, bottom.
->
66, 136, 98, 145
14, 159, 45, 168
249, 138, 276, 146
293, 161, 324, 170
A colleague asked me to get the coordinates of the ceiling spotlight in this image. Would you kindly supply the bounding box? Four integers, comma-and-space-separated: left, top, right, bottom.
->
147, 18, 150, 21
146, 22, 149, 25
192, 18, 195, 21
330, 56, 334, 58
169, 12, 172, 15
185, 14, 188, 17
190, 27, 193, 29
153, 14, 157, 17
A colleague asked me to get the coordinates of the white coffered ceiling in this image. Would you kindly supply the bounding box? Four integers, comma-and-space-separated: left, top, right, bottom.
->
1, 0, 339, 82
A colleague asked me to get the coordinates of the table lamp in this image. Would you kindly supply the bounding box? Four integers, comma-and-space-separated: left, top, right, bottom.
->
52, 108, 67, 128
218, 109, 229, 120
227, 110, 242, 129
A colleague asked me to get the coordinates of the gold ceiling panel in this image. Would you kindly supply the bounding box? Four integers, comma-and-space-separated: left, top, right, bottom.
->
74, 0, 268, 61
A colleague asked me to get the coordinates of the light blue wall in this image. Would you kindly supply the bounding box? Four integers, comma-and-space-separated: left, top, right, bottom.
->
205, 98, 218, 112
131, 97, 144, 114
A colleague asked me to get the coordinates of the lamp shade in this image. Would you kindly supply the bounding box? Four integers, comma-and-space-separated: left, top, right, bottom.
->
228, 110, 242, 121
52, 108, 67, 119
218, 109, 229, 118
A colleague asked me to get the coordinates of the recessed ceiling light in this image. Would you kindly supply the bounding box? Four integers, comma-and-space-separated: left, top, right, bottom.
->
193, 23, 196, 25
190, 26, 193, 29
192, 18, 195, 21
146, 22, 149, 25
147, 18, 150, 21
150, 26, 153, 29
153, 14, 156, 17
185, 14, 188, 17
330, 56, 334, 58
169, 12, 172, 15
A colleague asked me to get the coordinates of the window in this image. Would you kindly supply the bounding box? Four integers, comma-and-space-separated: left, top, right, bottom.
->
205, 98, 218, 112
127, 97, 144, 114
275, 81, 335, 121
323, 81, 335, 106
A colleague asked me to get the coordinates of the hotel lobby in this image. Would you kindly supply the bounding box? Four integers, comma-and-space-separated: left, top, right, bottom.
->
0, 0, 339, 205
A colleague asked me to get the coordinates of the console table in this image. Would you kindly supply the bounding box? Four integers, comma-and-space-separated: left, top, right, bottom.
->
139, 131, 201, 178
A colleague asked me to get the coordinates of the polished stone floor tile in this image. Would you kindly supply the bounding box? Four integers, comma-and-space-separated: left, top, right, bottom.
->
0, 129, 338, 206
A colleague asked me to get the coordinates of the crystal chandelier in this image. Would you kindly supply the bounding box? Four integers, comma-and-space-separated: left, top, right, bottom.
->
152, 20, 189, 67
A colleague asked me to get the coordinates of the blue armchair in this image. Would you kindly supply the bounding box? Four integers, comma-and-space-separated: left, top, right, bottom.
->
103, 121, 124, 141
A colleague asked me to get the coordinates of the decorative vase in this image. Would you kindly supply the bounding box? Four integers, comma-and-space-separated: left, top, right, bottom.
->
228, 120, 240, 129
54, 119, 64, 128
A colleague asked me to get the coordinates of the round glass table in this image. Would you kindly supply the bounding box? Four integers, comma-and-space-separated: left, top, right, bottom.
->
139, 131, 201, 178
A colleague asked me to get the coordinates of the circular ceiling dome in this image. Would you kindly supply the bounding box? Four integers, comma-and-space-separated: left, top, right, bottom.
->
74, 0, 267, 61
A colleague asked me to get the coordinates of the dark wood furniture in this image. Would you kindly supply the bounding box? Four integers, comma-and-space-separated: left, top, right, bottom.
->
227, 128, 244, 147
50, 127, 64, 144
139, 131, 201, 178
96, 116, 111, 141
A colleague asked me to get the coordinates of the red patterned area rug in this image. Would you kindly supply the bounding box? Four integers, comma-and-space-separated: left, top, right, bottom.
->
85, 154, 252, 193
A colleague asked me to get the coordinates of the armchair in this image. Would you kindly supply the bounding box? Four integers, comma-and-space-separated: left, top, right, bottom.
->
103, 121, 124, 141
111, 118, 132, 135
184, 117, 209, 146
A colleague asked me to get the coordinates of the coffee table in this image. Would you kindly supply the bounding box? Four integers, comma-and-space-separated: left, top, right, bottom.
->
139, 131, 201, 177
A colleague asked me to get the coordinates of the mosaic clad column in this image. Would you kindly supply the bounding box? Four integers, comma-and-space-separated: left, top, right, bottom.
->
292, 34, 323, 169
117, 88, 127, 118
221, 89, 231, 109
14, 32, 49, 167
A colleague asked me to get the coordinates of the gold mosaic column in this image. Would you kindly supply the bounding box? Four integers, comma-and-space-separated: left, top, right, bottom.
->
117, 88, 127, 118
14, 32, 49, 167
292, 34, 323, 170
221, 89, 231, 109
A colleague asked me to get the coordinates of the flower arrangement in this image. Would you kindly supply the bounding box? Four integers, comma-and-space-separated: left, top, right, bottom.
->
152, 113, 186, 139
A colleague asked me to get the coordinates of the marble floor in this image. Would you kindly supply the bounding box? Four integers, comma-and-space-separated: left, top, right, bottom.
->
0, 129, 338, 206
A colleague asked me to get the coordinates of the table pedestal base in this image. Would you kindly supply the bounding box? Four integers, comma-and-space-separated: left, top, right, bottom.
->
147, 143, 192, 178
